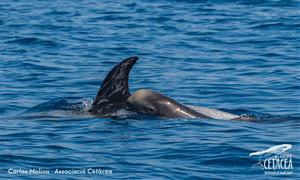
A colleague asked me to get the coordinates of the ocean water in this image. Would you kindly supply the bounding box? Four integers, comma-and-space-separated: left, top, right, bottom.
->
0, 0, 299, 179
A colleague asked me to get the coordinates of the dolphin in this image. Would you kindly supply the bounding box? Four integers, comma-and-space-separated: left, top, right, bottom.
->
88, 56, 243, 120
88, 56, 138, 117
127, 89, 240, 120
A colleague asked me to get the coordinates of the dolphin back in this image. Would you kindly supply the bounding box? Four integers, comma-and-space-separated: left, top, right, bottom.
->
88, 56, 138, 117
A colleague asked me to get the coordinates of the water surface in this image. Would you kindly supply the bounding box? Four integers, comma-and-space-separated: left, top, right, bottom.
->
0, 0, 299, 179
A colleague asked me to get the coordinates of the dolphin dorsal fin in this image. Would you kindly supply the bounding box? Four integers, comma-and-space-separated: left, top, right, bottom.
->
88, 56, 138, 116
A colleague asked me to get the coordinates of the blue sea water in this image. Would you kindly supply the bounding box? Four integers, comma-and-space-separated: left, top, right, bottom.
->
0, 0, 299, 179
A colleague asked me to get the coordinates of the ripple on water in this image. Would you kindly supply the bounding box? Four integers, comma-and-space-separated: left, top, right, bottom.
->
0, 0, 299, 179
5, 37, 63, 48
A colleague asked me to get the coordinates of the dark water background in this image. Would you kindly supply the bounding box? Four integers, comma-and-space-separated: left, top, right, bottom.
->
0, 0, 299, 179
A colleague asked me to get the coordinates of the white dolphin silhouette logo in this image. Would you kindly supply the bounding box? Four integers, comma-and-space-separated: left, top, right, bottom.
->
249, 144, 292, 156
249, 144, 293, 170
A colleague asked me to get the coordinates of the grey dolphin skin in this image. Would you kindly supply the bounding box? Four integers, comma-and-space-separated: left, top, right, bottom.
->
89, 56, 241, 120
88, 56, 138, 117
127, 89, 240, 120
127, 89, 210, 118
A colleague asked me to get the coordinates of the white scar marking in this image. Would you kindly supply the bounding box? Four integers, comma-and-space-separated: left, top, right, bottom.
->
189, 105, 239, 120
175, 107, 196, 118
